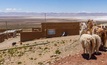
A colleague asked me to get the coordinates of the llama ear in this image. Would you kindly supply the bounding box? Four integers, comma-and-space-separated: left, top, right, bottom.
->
87, 20, 90, 24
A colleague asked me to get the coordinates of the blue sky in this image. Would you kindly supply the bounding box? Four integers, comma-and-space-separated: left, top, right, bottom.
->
0, 0, 106, 13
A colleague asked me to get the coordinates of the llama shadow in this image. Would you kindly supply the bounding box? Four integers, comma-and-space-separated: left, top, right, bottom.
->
99, 45, 107, 52
93, 52, 102, 55
82, 54, 97, 60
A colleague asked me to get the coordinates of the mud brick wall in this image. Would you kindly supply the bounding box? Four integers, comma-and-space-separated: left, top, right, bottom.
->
20, 32, 43, 42
0, 34, 5, 43
32, 28, 41, 32
20, 22, 80, 42
0, 29, 8, 32
42, 22, 80, 37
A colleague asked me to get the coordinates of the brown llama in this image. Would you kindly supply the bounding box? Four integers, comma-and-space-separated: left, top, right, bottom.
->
96, 28, 107, 51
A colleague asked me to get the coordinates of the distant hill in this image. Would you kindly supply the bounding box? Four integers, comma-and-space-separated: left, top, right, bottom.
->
0, 12, 107, 21
0, 12, 107, 16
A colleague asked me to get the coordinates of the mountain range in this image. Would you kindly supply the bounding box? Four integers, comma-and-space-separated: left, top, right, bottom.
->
0, 12, 107, 16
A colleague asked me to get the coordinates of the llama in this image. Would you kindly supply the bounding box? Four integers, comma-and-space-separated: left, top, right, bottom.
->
80, 22, 87, 36
96, 28, 107, 51
80, 20, 102, 59
87, 19, 94, 29
93, 34, 101, 53
86, 29, 102, 53
86, 20, 103, 52
80, 34, 95, 59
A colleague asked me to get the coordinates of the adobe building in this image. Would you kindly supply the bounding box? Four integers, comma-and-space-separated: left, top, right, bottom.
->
42, 22, 80, 37
0, 29, 22, 43
32, 28, 42, 32
21, 22, 80, 42
0, 33, 5, 43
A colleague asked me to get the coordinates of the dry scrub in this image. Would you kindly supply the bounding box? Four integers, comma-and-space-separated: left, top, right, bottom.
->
0, 35, 80, 65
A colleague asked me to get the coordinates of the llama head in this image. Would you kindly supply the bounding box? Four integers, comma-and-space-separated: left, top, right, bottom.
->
87, 19, 94, 29
96, 28, 104, 37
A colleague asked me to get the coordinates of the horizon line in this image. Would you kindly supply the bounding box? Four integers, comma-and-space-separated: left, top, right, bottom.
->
0, 12, 107, 13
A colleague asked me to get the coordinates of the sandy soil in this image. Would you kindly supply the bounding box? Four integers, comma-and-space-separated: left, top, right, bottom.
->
0, 35, 81, 65
0, 19, 80, 29
0, 36, 20, 50
52, 51, 107, 65
0, 35, 107, 65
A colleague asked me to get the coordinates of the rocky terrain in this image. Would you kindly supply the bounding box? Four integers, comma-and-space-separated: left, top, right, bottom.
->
1, 35, 107, 65
0, 35, 81, 65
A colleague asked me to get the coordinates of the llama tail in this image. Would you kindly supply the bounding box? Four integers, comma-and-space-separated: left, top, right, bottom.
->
89, 39, 95, 59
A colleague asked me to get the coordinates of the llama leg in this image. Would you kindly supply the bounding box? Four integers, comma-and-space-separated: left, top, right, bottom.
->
96, 41, 101, 53
91, 39, 96, 54
81, 41, 86, 54
86, 43, 92, 59
89, 52, 92, 59
104, 37, 107, 48
102, 35, 107, 51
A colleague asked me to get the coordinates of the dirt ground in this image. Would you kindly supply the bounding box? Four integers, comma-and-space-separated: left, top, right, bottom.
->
0, 36, 20, 50
52, 48, 107, 65
0, 18, 81, 29
0, 35, 81, 65
0, 35, 107, 65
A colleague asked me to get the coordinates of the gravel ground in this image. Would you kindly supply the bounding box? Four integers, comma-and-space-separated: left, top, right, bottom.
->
52, 51, 107, 65
0, 35, 81, 65
0, 36, 20, 50
52, 45, 107, 65
1, 35, 107, 65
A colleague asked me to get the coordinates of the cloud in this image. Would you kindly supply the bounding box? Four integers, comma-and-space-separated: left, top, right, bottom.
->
77, 11, 91, 13
5, 8, 22, 12
6, 8, 16, 11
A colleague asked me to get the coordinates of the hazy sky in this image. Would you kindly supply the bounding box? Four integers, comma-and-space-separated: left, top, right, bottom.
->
0, 0, 106, 13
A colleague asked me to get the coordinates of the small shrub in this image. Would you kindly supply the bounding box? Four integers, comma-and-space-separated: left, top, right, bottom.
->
2, 51, 5, 54
39, 53, 42, 56
29, 47, 32, 50
46, 40, 49, 43
70, 39, 72, 42
51, 41, 54, 43
26, 44, 29, 46
61, 40, 65, 44
55, 50, 61, 54
47, 61, 51, 64
34, 58, 37, 60
38, 47, 42, 49
38, 62, 43, 65
44, 47, 48, 50
18, 62, 22, 64
8, 49, 17, 56
0, 58, 4, 64
29, 58, 33, 60
23, 46, 27, 50
57, 41, 59, 43
18, 51, 24, 57
54, 44, 57, 46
